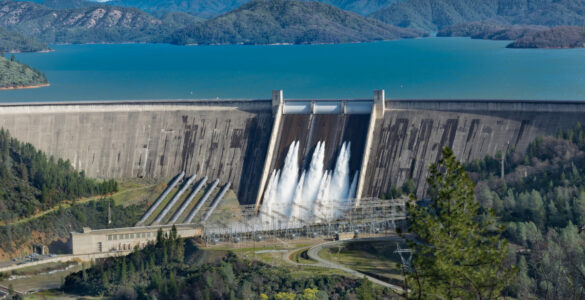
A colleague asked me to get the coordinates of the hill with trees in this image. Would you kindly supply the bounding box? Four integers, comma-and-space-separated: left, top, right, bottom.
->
464, 123, 585, 298
107, 0, 250, 18
438, 22, 547, 41
167, 0, 424, 45
439, 23, 585, 49
0, 55, 48, 88
508, 26, 585, 48
105, 0, 400, 17
0, 129, 117, 222
0, 27, 49, 52
0, 129, 131, 258
370, 0, 585, 32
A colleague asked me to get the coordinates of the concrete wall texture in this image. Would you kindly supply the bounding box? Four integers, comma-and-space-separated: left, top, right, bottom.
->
361, 100, 585, 198
0, 101, 273, 204
2, 97, 585, 203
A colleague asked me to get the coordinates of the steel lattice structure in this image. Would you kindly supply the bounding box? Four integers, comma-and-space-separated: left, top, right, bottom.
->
200, 197, 407, 244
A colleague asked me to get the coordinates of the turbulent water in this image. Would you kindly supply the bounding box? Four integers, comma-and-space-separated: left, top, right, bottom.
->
260, 141, 358, 227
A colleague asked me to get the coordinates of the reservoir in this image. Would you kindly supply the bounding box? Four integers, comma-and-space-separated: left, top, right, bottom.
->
1, 37, 585, 102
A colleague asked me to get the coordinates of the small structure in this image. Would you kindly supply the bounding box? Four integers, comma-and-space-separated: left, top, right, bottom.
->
69, 224, 202, 255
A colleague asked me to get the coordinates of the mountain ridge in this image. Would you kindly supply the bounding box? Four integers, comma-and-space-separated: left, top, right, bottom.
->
168, 0, 424, 45
370, 0, 585, 32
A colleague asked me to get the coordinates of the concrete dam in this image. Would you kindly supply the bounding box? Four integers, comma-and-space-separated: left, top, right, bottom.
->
1, 91, 585, 207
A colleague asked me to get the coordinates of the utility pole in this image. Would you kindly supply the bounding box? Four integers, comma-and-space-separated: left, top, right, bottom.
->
108, 201, 112, 225
501, 154, 505, 180
501, 142, 509, 180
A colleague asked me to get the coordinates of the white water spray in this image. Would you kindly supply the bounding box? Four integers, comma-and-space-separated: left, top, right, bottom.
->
260, 140, 359, 227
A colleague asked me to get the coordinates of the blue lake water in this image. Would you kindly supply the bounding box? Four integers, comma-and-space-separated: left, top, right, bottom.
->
1, 37, 585, 102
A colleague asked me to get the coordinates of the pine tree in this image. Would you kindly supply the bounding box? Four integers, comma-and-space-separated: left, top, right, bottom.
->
404, 147, 516, 299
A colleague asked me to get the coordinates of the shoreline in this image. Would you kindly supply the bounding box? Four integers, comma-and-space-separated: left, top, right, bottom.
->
0, 83, 50, 91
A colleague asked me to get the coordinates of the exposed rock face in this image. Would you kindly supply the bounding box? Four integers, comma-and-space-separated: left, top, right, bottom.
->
0, 1, 171, 43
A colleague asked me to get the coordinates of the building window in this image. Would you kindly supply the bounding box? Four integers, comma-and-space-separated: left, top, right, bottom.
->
107, 235, 112, 241
119, 234, 123, 240
125, 234, 129, 239
114, 235, 117, 240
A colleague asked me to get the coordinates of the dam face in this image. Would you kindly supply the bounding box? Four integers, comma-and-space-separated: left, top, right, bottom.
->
0, 101, 272, 204
3, 93, 585, 207
361, 100, 585, 198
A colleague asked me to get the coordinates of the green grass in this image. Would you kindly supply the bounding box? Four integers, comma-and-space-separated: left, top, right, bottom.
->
143, 187, 179, 225
289, 247, 316, 264
204, 190, 243, 225
318, 241, 405, 285
6, 178, 159, 226
1, 262, 83, 293
111, 178, 166, 207
171, 188, 205, 223
7, 261, 76, 276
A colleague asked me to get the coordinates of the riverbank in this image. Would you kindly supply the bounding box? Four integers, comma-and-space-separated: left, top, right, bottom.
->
0, 83, 49, 90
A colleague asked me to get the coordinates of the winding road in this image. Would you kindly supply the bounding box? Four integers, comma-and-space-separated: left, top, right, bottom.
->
304, 235, 404, 291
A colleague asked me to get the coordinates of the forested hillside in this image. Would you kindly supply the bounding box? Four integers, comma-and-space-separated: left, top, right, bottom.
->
0, 129, 117, 223
0, 27, 49, 52
370, 0, 585, 31
508, 26, 585, 48
465, 124, 585, 299
0, 55, 48, 88
107, 0, 399, 17
107, 0, 250, 18
168, 0, 424, 45
438, 22, 547, 41
63, 229, 387, 299
0, 197, 143, 257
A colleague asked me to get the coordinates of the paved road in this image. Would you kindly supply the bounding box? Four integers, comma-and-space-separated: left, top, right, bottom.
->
0, 250, 132, 273
306, 236, 405, 291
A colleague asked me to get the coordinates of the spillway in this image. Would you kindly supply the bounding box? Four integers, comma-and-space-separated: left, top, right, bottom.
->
257, 100, 372, 225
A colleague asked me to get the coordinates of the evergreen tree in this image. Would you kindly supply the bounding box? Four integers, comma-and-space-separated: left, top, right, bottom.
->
404, 147, 516, 299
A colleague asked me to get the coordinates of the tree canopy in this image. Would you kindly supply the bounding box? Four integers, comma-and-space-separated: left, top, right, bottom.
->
404, 147, 516, 299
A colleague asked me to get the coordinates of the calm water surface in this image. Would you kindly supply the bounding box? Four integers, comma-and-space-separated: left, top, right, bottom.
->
1, 37, 585, 102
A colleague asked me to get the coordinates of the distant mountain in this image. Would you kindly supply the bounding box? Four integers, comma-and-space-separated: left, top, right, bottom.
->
106, 0, 251, 18
0, 26, 50, 52
168, 0, 424, 45
317, 0, 399, 15
370, 0, 585, 32
104, 0, 401, 18
0, 1, 188, 44
40, 0, 96, 9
